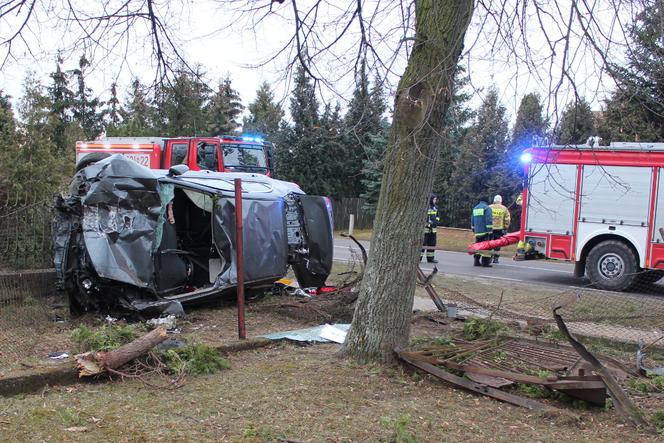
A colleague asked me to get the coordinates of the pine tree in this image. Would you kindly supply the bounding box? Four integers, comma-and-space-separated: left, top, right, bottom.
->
275, 65, 321, 190
317, 102, 346, 196
343, 66, 385, 198
103, 82, 124, 136
243, 82, 284, 139
359, 75, 389, 211
555, 98, 594, 145
1, 73, 70, 199
446, 87, 510, 226
47, 55, 75, 153
600, 2, 664, 142
121, 79, 158, 136
0, 90, 17, 200
71, 55, 103, 139
158, 70, 210, 136
206, 77, 243, 135
511, 93, 547, 150
433, 65, 474, 223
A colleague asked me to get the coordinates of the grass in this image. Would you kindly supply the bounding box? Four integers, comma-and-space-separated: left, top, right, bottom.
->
336, 227, 518, 254
1, 343, 659, 442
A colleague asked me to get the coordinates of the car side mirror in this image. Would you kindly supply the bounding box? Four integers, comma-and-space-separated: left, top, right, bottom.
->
168, 164, 189, 177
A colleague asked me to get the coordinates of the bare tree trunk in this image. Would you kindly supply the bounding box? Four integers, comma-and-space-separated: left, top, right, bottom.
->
75, 327, 168, 377
341, 0, 475, 363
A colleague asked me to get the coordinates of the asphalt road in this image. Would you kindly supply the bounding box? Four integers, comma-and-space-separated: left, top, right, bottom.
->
333, 237, 592, 293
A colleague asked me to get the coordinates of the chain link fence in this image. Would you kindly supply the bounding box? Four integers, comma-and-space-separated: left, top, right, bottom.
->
0, 193, 69, 372
436, 267, 664, 352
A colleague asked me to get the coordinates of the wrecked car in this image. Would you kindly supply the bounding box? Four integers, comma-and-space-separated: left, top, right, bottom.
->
54, 154, 333, 316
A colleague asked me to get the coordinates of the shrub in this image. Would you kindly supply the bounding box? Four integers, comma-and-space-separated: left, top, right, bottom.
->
161, 344, 230, 375
463, 318, 508, 341
70, 324, 139, 353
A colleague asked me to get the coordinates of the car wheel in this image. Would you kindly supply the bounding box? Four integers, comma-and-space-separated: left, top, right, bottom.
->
585, 240, 638, 291
75, 152, 111, 172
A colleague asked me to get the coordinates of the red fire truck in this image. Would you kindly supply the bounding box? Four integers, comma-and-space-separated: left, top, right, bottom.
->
519, 142, 664, 291
75, 135, 273, 175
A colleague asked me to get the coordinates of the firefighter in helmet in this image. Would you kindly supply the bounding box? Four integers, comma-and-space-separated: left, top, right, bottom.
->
489, 195, 511, 264
471, 199, 493, 267
421, 195, 440, 263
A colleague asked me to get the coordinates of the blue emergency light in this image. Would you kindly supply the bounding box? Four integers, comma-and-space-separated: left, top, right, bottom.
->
520, 152, 533, 163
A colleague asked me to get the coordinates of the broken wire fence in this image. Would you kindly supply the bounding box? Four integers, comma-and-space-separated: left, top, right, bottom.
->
0, 193, 66, 371
436, 266, 664, 352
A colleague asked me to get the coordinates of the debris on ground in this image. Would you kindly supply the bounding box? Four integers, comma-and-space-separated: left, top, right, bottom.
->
397, 336, 609, 408
263, 324, 350, 344
553, 295, 649, 427
146, 315, 177, 330
47, 352, 69, 360
75, 327, 168, 377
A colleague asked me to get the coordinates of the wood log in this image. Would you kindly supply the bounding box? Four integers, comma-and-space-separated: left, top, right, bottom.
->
75, 327, 168, 377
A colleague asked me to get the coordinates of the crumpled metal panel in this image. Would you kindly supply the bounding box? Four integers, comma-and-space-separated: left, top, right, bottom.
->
292, 195, 333, 287
213, 197, 288, 286
79, 156, 162, 288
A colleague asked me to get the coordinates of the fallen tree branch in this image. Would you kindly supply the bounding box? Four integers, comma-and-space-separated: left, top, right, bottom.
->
75, 327, 168, 377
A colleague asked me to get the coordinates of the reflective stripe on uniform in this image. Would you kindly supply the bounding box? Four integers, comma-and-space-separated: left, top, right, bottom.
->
473, 208, 484, 216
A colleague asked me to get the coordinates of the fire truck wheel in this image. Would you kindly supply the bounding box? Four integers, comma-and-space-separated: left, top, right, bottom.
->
586, 240, 637, 291
75, 152, 111, 172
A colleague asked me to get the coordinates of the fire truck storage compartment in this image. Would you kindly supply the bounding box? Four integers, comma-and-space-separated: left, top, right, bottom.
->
526, 163, 577, 234
649, 169, 664, 269
577, 165, 651, 269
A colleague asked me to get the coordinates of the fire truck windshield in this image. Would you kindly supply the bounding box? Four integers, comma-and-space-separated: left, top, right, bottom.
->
222, 143, 268, 171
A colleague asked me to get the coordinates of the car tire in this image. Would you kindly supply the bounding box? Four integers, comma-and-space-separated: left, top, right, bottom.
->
585, 240, 638, 291
75, 152, 111, 172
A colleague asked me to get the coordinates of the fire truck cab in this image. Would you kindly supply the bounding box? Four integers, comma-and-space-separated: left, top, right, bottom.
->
75, 135, 273, 175
520, 142, 664, 291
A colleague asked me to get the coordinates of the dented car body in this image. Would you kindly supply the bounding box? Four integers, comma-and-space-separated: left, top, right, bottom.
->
54, 155, 333, 316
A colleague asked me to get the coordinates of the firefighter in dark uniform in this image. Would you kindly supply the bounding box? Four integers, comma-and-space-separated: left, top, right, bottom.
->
471, 199, 493, 267
421, 196, 440, 263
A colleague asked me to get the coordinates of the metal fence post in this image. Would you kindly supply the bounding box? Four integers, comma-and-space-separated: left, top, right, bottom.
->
234, 179, 246, 340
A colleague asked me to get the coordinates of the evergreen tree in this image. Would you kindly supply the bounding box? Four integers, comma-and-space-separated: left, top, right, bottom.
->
600, 2, 664, 142
120, 79, 158, 136
511, 92, 547, 151
433, 65, 474, 223
555, 98, 594, 145
446, 87, 510, 226
359, 75, 389, 212
0, 90, 15, 141
206, 76, 243, 135
243, 82, 284, 139
0, 90, 17, 200
275, 65, 321, 190
47, 55, 75, 153
71, 55, 103, 139
343, 66, 385, 198
1, 74, 70, 199
158, 70, 209, 136
104, 82, 124, 136
318, 102, 346, 196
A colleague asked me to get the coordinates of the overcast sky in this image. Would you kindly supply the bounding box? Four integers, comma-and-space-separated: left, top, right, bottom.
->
0, 1, 632, 126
